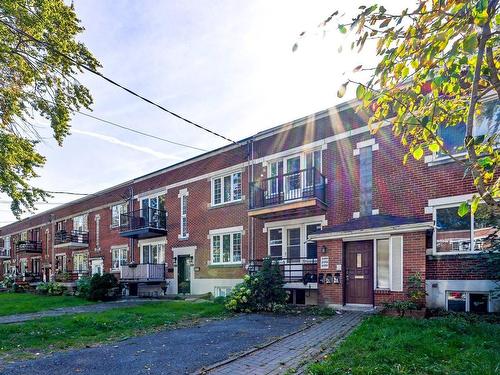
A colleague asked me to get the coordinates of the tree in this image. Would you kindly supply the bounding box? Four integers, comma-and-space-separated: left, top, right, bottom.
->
0, 1, 100, 218
297, 0, 499, 214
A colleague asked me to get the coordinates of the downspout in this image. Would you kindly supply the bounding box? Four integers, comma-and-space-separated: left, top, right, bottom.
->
50, 214, 55, 282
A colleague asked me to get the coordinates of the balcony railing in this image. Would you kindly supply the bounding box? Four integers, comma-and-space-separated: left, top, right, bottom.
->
120, 263, 166, 281
119, 208, 167, 238
248, 257, 318, 284
54, 269, 90, 282
16, 240, 43, 253
54, 230, 89, 246
249, 167, 326, 210
0, 248, 10, 258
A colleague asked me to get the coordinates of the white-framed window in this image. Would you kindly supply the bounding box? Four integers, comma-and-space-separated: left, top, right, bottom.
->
111, 202, 128, 227
20, 258, 27, 274
73, 253, 88, 272
2, 261, 10, 275
111, 247, 128, 270
211, 232, 242, 264
375, 236, 403, 291
214, 286, 232, 297
20, 231, 27, 241
267, 221, 322, 260
141, 243, 165, 264
180, 191, 188, 239
55, 254, 67, 272
73, 214, 88, 232
212, 172, 242, 206
434, 203, 498, 254
2, 235, 10, 256
446, 291, 490, 313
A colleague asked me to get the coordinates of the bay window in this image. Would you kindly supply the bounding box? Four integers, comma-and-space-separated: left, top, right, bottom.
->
212, 172, 242, 205
211, 232, 242, 264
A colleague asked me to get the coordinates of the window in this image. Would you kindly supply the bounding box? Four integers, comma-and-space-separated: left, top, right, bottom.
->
375, 237, 403, 291
55, 255, 66, 272
214, 287, 232, 298
447, 291, 489, 313
287, 228, 301, 259
111, 247, 128, 270
111, 202, 128, 227
141, 243, 165, 264
56, 221, 64, 232
3, 235, 10, 256
306, 224, 321, 259
20, 231, 27, 241
73, 253, 88, 272
269, 228, 283, 257
180, 193, 188, 238
20, 259, 27, 274
73, 215, 88, 232
211, 232, 242, 264
141, 195, 166, 228
94, 215, 100, 250
212, 172, 242, 205
31, 258, 41, 275
2, 262, 9, 275
435, 204, 499, 253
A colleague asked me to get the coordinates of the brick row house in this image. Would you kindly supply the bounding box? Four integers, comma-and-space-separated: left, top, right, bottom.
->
0, 98, 498, 312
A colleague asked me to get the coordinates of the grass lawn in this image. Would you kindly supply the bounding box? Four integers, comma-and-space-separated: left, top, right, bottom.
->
0, 293, 93, 316
0, 300, 226, 359
308, 315, 500, 375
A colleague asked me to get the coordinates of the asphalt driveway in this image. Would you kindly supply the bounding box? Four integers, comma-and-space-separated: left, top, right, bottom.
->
0, 314, 312, 375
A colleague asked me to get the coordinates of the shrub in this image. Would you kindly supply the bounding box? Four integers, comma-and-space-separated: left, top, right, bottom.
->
383, 300, 418, 316
226, 258, 288, 313
213, 296, 227, 305
88, 273, 119, 301
75, 277, 91, 299
407, 272, 426, 308
1, 275, 15, 289
36, 282, 67, 296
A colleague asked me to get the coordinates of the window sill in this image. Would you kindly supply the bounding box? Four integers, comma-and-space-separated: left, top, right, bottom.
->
424, 152, 466, 166
427, 252, 486, 260
209, 198, 245, 210
178, 235, 189, 241
208, 263, 243, 268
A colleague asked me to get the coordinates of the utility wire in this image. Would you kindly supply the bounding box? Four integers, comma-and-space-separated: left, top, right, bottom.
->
45, 191, 90, 196
0, 19, 238, 145
76, 111, 208, 152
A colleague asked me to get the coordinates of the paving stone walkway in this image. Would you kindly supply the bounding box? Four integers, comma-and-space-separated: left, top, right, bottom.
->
0, 299, 157, 324
201, 311, 365, 375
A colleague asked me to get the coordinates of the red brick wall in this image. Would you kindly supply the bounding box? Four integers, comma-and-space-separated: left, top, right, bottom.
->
316, 239, 344, 306
426, 254, 493, 280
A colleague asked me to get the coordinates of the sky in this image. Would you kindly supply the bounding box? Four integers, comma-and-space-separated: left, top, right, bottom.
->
0, 0, 415, 226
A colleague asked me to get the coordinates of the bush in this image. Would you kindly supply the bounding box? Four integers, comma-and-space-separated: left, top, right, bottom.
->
226, 258, 288, 313
213, 296, 227, 305
88, 273, 119, 301
383, 300, 418, 316
75, 277, 91, 299
36, 282, 67, 296
1, 275, 15, 289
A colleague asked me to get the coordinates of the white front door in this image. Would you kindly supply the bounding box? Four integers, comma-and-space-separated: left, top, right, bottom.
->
91, 259, 103, 276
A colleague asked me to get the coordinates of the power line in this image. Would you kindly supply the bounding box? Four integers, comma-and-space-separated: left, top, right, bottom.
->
76, 111, 208, 152
45, 191, 90, 196
0, 19, 238, 145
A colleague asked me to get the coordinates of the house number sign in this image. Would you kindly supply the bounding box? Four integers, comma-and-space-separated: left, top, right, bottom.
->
320, 256, 329, 270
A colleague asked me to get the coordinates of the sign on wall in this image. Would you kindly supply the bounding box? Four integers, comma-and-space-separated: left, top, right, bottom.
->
320, 256, 329, 270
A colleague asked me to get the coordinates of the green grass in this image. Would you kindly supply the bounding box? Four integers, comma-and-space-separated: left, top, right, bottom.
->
0, 293, 93, 316
308, 315, 500, 375
0, 300, 226, 358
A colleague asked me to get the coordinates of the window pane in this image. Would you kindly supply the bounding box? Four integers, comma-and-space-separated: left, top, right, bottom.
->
473, 100, 500, 137
470, 293, 489, 314
232, 173, 242, 200
212, 235, 221, 263
223, 176, 231, 202
447, 291, 466, 312
306, 224, 321, 259
222, 234, 231, 262
152, 244, 158, 264
391, 236, 403, 291
269, 229, 283, 257
436, 207, 471, 252
142, 245, 150, 264
473, 204, 500, 250
287, 228, 301, 259
233, 233, 241, 262
438, 124, 466, 155
376, 239, 390, 289
213, 178, 221, 204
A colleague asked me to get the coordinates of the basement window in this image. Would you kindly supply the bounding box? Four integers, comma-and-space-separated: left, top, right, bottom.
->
446, 291, 490, 313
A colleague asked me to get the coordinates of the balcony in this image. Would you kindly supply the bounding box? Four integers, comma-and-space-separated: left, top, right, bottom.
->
54, 230, 89, 249
0, 248, 10, 258
120, 263, 166, 282
248, 257, 318, 288
119, 208, 167, 239
248, 167, 327, 218
55, 269, 90, 282
16, 240, 43, 253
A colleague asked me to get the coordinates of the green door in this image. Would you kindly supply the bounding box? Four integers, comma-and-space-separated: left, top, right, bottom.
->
177, 256, 191, 294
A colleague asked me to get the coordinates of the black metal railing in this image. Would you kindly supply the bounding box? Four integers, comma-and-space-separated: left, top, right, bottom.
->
119, 208, 167, 232
248, 257, 318, 284
0, 247, 10, 257
16, 240, 43, 253
249, 167, 326, 209
54, 230, 89, 245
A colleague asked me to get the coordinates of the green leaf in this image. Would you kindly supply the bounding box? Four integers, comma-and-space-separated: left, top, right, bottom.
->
356, 85, 365, 100
463, 33, 477, 54
458, 202, 470, 217
428, 143, 440, 153
412, 147, 424, 160
470, 196, 480, 214
337, 82, 348, 98
338, 24, 347, 34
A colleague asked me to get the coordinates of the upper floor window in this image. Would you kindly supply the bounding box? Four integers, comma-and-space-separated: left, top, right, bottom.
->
435, 203, 498, 253
56, 221, 64, 232
211, 231, 242, 264
180, 193, 188, 238
212, 172, 242, 205
20, 231, 27, 241
111, 202, 128, 227
73, 214, 88, 232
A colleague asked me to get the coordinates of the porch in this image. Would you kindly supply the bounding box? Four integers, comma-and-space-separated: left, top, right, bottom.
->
247, 257, 318, 288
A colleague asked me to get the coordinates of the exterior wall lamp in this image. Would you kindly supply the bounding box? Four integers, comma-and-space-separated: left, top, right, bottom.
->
321, 245, 327, 253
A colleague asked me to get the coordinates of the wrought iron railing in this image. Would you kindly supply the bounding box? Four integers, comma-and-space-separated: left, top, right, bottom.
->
248, 257, 318, 284
249, 167, 326, 209
119, 208, 167, 232
54, 230, 89, 245
16, 240, 43, 253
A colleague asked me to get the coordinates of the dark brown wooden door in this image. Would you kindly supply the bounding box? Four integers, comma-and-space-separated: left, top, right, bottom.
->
345, 241, 374, 305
